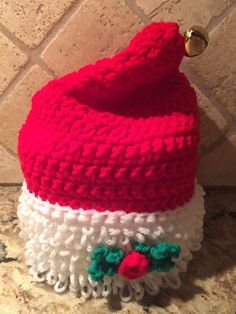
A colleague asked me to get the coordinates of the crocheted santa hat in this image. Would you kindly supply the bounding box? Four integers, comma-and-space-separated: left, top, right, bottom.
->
17, 22, 207, 301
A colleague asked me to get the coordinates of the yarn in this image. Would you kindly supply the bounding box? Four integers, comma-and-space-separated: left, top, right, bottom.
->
150, 243, 181, 260
88, 246, 124, 282
132, 241, 151, 254
118, 251, 149, 280
17, 21, 206, 301
18, 22, 199, 214
149, 243, 181, 272
88, 241, 181, 282
17, 181, 205, 301
132, 241, 181, 274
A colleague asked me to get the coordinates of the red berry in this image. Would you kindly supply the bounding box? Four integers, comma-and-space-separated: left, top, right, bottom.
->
118, 251, 149, 280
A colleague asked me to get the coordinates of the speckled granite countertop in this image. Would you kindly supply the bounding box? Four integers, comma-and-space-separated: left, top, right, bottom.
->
0, 186, 235, 314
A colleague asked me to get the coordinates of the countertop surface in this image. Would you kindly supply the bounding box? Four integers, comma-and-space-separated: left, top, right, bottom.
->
0, 186, 235, 314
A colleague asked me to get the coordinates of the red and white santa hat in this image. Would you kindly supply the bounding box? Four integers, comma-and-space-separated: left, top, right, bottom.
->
17, 22, 206, 301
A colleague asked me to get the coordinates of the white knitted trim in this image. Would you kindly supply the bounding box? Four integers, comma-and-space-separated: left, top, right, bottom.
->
17, 181, 205, 302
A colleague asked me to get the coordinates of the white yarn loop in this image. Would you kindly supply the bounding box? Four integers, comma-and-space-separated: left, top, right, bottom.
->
164, 274, 181, 289
113, 275, 125, 288
54, 279, 69, 293
119, 284, 133, 302
46, 271, 57, 285
144, 277, 161, 295
92, 284, 102, 298
134, 285, 144, 301
79, 274, 88, 287
130, 281, 145, 301
80, 284, 92, 298
32, 272, 46, 283
104, 237, 117, 246
102, 283, 112, 297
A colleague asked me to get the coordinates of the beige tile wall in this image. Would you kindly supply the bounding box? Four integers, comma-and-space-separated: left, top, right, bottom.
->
0, 0, 235, 186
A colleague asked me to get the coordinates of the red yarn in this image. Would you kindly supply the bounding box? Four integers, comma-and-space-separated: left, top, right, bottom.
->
18, 22, 199, 213
118, 251, 149, 280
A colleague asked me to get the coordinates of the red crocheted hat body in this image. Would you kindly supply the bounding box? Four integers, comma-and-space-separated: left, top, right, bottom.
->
18, 22, 199, 213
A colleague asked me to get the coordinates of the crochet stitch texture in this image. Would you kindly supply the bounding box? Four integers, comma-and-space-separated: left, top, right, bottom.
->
17, 21, 206, 301
18, 22, 199, 213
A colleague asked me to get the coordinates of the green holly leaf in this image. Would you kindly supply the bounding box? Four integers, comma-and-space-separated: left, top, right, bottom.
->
105, 247, 125, 264
88, 246, 125, 282
132, 241, 151, 254
149, 242, 181, 272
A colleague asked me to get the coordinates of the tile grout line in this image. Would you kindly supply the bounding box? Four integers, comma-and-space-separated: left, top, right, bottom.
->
182, 63, 236, 126
182, 63, 236, 158
199, 134, 229, 159
31, 0, 86, 58
124, 0, 151, 25
31, 54, 57, 78
147, 0, 171, 20
0, 183, 22, 187
0, 59, 33, 106
0, 22, 57, 85
0, 0, 86, 92
0, 22, 31, 55
199, 126, 236, 159
0, 141, 18, 159
0, 0, 85, 56
206, 0, 236, 33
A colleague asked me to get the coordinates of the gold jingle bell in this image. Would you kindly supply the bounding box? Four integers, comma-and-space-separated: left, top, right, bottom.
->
184, 25, 209, 57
